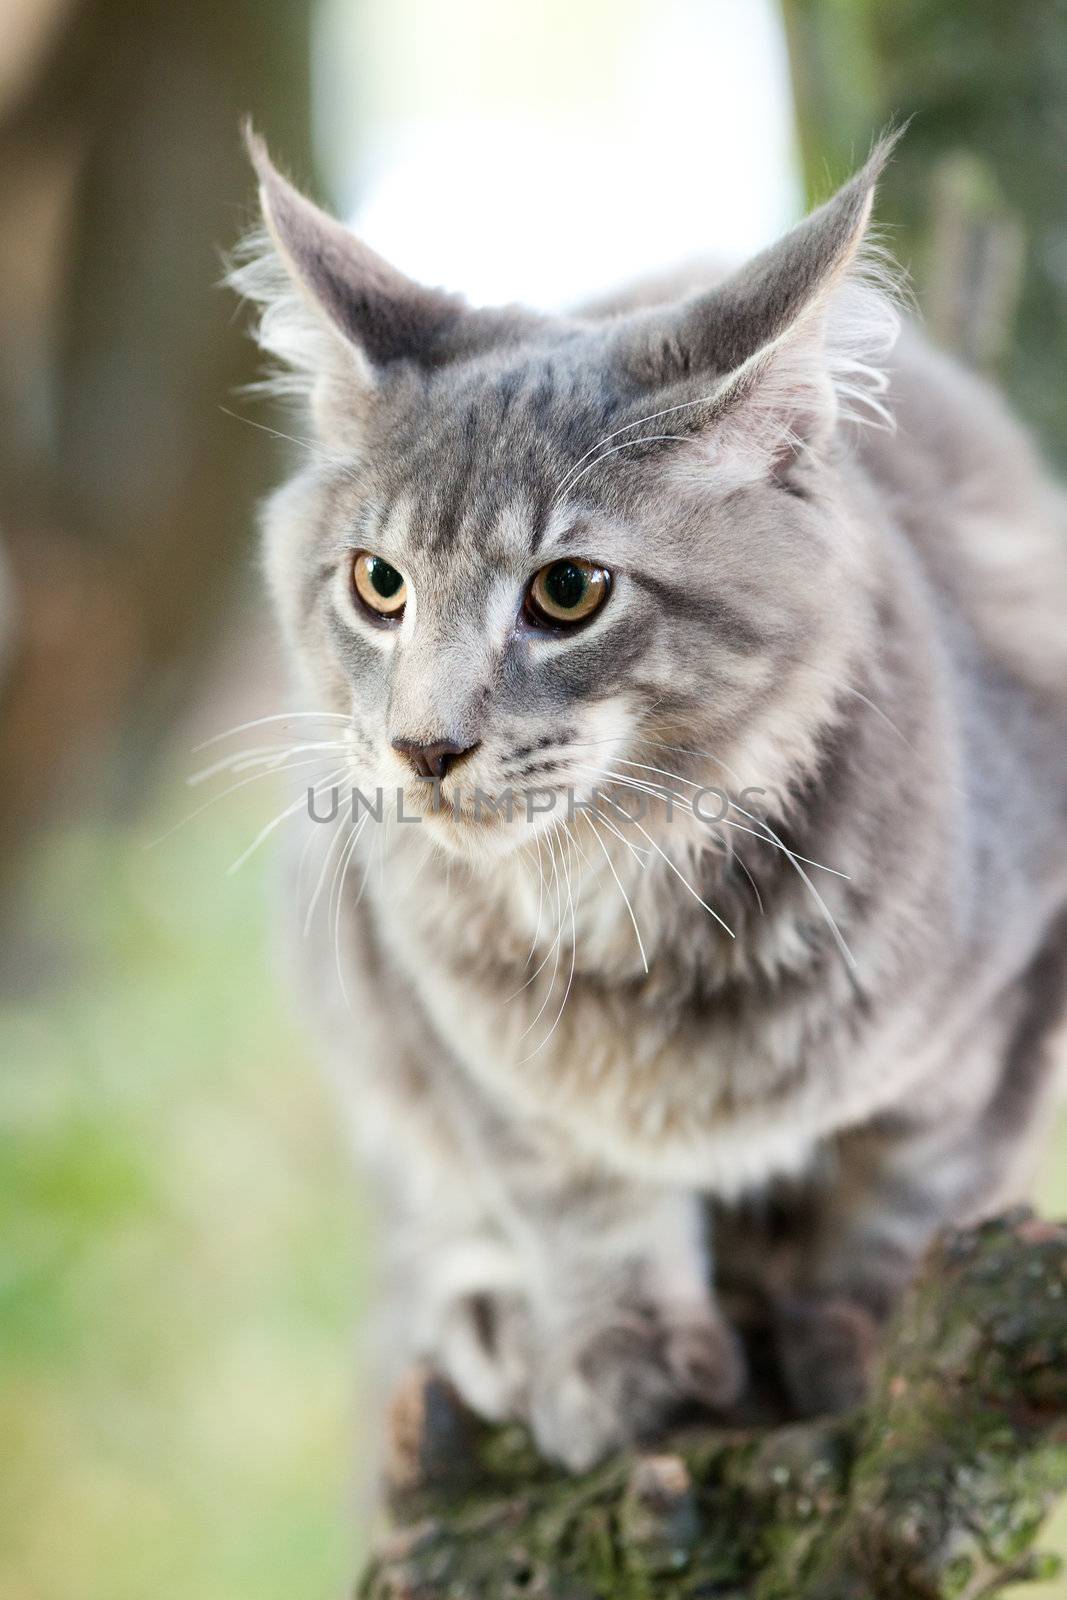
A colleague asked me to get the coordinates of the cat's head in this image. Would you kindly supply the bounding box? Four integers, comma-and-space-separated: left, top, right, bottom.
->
233, 129, 899, 862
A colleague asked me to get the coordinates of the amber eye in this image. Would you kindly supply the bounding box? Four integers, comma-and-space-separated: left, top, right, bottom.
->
352, 551, 408, 620
525, 558, 611, 629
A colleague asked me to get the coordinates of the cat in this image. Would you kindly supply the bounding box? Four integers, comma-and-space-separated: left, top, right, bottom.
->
232, 127, 1067, 1471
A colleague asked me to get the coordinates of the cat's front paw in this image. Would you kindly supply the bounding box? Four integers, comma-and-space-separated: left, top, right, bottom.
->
529, 1304, 746, 1473
436, 1289, 533, 1423
775, 1294, 881, 1417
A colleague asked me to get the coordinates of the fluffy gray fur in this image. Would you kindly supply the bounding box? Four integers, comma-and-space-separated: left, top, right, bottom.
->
231, 130, 1067, 1469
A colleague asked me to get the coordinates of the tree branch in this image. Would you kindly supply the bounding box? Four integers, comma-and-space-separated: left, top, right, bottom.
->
360, 1212, 1067, 1599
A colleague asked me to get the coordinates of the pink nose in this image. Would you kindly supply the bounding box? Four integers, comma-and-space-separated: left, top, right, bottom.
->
391, 737, 480, 781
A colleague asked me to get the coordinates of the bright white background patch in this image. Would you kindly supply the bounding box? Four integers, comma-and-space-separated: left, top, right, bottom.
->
313, 0, 799, 309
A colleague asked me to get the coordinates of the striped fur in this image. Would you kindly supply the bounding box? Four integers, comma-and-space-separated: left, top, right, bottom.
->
234, 134, 1067, 1469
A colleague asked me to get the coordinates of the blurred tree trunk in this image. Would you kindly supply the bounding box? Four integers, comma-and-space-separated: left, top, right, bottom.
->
0, 0, 315, 899
781, 0, 1067, 469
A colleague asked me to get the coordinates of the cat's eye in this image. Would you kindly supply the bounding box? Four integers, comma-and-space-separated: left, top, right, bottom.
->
352, 551, 408, 620
525, 558, 611, 630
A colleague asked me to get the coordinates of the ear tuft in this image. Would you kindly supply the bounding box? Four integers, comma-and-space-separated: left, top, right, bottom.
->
816, 126, 910, 432
676, 127, 902, 378
229, 127, 548, 420
246, 132, 471, 367
228, 125, 376, 405
609, 128, 907, 478
242, 119, 274, 187
821, 230, 908, 433
226, 220, 350, 407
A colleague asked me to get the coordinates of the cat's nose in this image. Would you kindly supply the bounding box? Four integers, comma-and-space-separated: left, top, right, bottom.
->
391, 736, 481, 781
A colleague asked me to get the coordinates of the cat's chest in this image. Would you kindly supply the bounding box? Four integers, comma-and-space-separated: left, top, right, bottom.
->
370, 841, 864, 1192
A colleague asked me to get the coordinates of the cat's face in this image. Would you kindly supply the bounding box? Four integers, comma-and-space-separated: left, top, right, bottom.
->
241, 133, 895, 862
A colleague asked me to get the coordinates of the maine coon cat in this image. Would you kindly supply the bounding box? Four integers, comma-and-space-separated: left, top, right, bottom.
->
232, 129, 1067, 1470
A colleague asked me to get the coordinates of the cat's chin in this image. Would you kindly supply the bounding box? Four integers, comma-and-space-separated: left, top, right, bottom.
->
414, 798, 550, 865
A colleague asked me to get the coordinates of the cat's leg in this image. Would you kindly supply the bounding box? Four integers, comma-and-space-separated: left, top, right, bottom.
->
770, 1083, 1058, 1414
324, 905, 743, 1467
773, 932, 1067, 1416
311, 898, 538, 1426
378, 1174, 534, 1425
340, 1050, 535, 1425
519, 1178, 746, 1470
766, 1113, 957, 1416
448, 1113, 746, 1471
376, 1110, 744, 1465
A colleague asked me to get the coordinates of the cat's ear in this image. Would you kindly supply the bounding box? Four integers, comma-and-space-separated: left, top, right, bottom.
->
615, 134, 901, 472
244, 127, 472, 378
233, 128, 541, 429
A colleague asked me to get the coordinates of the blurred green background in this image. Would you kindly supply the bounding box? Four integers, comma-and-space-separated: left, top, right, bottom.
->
1, 2, 1066, 1596
0, 790, 365, 1600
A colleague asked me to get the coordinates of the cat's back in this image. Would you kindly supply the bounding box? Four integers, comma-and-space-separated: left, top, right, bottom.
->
857, 324, 1067, 705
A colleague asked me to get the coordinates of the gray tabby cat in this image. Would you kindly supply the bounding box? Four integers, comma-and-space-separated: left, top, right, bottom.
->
233, 130, 1067, 1470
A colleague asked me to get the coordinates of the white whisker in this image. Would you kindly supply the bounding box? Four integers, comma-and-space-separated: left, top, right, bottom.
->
552, 391, 734, 505
551, 433, 693, 507
192, 709, 349, 754
717, 816, 849, 879
332, 815, 368, 1008
592, 809, 652, 867
579, 778, 733, 938
226, 767, 347, 875
218, 405, 364, 485
606, 756, 850, 878
732, 848, 764, 915
304, 805, 352, 937
188, 739, 349, 787
516, 824, 567, 1023
583, 810, 650, 974
355, 823, 381, 906
792, 660, 914, 749
524, 822, 580, 1060
150, 754, 345, 848
522, 830, 548, 971
730, 799, 856, 971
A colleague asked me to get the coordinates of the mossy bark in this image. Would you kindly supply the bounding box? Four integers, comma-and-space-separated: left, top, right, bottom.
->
359, 1213, 1067, 1600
